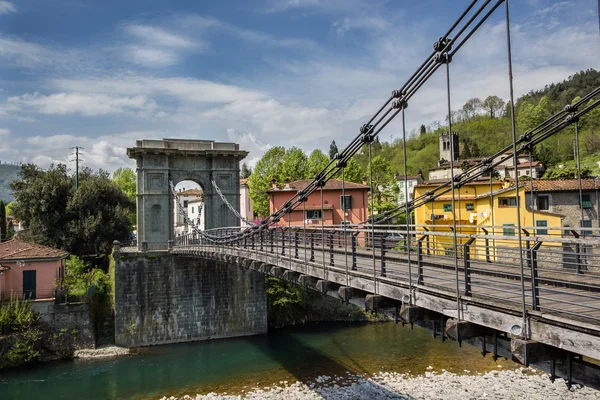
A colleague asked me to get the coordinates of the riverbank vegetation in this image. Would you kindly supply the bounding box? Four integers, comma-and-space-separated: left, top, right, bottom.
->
266, 277, 377, 328
0, 296, 41, 369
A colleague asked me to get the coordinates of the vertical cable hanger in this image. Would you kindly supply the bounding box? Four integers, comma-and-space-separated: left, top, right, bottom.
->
368, 135, 377, 294
505, 0, 528, 343
402, 107, 414, 304
445, 56, 463, 328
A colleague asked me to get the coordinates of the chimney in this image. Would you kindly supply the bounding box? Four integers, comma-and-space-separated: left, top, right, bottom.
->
271, 179, 278, 189
362, 176, 368, 185
284, 178, 291, 190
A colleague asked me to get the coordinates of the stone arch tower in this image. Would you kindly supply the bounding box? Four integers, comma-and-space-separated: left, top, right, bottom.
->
127, 139, 248, 249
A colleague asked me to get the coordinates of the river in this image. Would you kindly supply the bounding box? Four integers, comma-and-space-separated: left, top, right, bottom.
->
0, 322, 516, 400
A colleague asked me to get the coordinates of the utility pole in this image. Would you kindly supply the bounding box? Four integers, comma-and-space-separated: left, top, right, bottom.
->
70, 147, 83, 190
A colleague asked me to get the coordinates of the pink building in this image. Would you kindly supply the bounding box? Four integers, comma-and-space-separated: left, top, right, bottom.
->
268, 179, 370, 226
0, 240, 69, 300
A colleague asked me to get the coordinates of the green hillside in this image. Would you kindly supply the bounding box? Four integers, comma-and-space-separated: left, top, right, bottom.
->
353, 69, 600, 179
0, 164, 22, 202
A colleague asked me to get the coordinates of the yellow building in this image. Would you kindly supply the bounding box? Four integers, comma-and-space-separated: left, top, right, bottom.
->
413, 179, 563, 259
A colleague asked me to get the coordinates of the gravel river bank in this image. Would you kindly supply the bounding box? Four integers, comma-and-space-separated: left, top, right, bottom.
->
160, 368, 598, 400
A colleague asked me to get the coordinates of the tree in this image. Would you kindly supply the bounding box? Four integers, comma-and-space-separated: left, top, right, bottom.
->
240, 163, 252, 179
111, 167, 136, 227
420, 124, 427, 135
367, 155, 396, 213
306, 149, 329, 179
280, 147, 307, 181
5, 220, 14, 241
482, 95, 506, 118
5, 202, 15, 217
462, 97, 483, 120
111, 168, 136, 200
329, 141, 339, 159
461, 141, 472, 159
248, 147, 286, 217
0, 200, 5, 242
343, 158, 363, 184
10, 164, 134, 256
65, 176, 135, 255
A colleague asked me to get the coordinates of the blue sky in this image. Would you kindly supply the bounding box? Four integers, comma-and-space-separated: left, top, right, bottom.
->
0, 0, 598, 172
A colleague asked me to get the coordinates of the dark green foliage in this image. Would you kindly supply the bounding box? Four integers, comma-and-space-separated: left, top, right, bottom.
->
240, 163, 252, 179
11, 164, 134, 256
0, 296, 40, 335
6, 220, 14, 240
329, 140, 339, 159
265, 276, 310, 327
0, 328, 42, 369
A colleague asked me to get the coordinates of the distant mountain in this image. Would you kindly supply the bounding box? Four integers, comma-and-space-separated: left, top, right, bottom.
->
0, 164, 21, 203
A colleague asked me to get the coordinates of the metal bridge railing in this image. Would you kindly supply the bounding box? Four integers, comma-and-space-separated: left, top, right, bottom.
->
173, 224, 600, 326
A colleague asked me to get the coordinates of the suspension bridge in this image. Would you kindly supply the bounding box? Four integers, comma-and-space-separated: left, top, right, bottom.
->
116, 0, 600, 387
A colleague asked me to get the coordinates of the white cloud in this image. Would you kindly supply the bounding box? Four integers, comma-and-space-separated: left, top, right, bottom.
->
0, 1, 16, 15
120, 24, 205, 67
50, 75, 267, 104
179, 15, 317, 50
122, 45, 180, 68
8, 92, 157, 116
0, 36, 54, 65
0, 128, 9, 135
124, 24, 197, 49
331, 16, 389, 37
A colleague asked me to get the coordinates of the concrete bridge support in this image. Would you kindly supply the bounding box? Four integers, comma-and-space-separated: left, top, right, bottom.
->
113, 252, 267, 347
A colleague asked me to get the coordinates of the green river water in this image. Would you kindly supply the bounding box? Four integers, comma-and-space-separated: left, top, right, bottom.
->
0, 323, 516, 400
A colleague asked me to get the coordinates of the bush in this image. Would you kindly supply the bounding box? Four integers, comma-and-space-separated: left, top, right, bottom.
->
0, 295, 39, 335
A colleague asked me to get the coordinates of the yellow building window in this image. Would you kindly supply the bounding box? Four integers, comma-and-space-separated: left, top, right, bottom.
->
498, 197, 517, 208
465, 203, 475, 211
443, 204, 452, 212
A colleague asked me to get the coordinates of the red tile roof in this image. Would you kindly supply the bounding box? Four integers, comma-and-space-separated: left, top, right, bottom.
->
525, 178, 600, 192
0, 240, 69, 261
268, 179, 370, 192
178, 188, 203, 196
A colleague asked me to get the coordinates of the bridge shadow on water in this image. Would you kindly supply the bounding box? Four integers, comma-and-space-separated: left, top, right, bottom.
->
246, 323, 416, 399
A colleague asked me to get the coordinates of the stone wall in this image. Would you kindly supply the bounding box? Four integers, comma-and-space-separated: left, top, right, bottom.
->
39, 302, 96, 355
114, 252, 267, 347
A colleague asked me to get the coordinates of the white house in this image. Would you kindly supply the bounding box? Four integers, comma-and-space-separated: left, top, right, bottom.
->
174, 188, 203, 236
240, 178, 254, 226
396, 175, 423, 203
187, 198, 205, 233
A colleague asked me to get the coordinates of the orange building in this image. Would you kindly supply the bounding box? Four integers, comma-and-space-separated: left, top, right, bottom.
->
268, 179, 370, 226
0, 240, 68, 300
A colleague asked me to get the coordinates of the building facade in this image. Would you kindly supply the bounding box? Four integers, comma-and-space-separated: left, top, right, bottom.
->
174, 188, 203, 236
525, 178, 600, 234
187, 198, 205, 233
0, 240, 68, 300
268, 179, 369, 226
240, 178, 254, 226
396, 174, 423, 203
413, 179, 564, 258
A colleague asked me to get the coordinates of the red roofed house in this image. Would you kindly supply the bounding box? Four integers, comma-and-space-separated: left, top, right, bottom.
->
0, 240, 69, 301
268, 179, 370, 226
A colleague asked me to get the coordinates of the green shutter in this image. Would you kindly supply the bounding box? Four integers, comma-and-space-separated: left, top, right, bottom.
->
503, 224, 515, 236
582, 220, 592, 236
443, 204, 452, 212
465, 203, 475, 211
582, 194, 593, 209
535, 220, 547, 235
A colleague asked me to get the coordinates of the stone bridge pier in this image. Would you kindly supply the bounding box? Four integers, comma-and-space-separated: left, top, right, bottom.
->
113, 250, 267, 347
